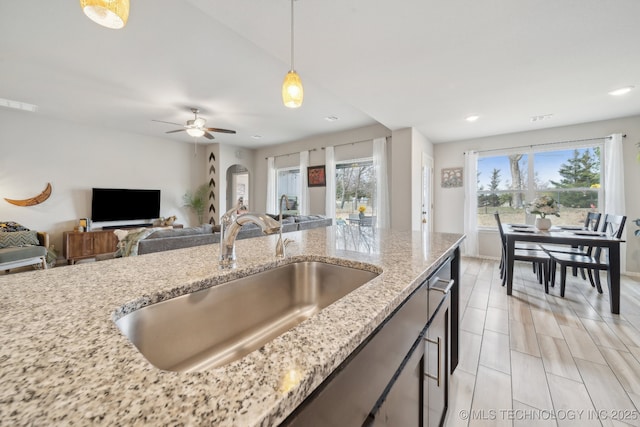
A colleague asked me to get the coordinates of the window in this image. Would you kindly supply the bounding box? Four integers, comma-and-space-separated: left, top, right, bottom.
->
335, 159, 375, 220
276, 167, 300, 214
477, 145, 602, 227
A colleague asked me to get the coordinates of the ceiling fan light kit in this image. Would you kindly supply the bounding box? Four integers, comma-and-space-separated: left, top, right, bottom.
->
282, 0, 303, 108
152, 108, 236, 141
80, 0, 129, 29
186, 128, 205, 138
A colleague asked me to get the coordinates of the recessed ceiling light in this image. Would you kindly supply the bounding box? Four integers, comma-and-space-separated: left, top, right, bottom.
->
325, 116, 339, 122
530, 114, 553, 122
0, 98, 38, 112
251, 134, 263, 139
608, 86, 634, 96
465, 115, 479, 122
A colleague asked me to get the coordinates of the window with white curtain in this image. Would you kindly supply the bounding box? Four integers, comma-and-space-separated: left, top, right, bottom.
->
477, 144, 603, 227
276, 167, 300, 214
335, 158, 375, 219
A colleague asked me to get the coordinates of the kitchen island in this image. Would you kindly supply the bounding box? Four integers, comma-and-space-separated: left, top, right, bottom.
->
0, 227, 464, 426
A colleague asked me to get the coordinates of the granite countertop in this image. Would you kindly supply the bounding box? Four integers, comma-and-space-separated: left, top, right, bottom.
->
0, 227, 464, 426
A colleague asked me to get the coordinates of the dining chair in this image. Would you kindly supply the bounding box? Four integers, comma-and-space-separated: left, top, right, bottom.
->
546, 214, 626, 297
494, 213, 551, 292
539, 212, 602, 283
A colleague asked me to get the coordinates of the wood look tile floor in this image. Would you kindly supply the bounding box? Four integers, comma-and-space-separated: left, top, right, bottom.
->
445, 258, 640, 427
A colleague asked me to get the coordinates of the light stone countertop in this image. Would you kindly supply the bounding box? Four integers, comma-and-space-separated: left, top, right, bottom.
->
0, 226, 464, 426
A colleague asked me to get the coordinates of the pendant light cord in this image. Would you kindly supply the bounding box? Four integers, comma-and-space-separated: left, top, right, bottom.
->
290, 0, 295, 71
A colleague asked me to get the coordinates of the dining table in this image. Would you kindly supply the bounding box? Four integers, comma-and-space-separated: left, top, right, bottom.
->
503, 224, 625, 314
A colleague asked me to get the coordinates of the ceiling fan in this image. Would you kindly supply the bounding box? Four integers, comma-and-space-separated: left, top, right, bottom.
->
153, 108, 236, 140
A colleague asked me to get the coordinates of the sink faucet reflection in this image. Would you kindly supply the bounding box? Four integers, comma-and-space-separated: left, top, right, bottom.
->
276, 194, 295, 258
219, 208, 281, 269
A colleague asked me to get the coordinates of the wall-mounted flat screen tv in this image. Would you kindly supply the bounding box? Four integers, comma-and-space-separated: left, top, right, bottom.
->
91, 188, 161, 222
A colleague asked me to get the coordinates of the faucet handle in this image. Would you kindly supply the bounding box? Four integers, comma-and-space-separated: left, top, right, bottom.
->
276, 237, 295, 258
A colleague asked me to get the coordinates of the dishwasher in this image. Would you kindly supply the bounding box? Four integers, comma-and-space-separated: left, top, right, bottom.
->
425, 276, 452, 427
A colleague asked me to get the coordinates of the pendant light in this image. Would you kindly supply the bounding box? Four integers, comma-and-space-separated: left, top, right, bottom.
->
282, 0, 303, 108
80, 0, 130, 29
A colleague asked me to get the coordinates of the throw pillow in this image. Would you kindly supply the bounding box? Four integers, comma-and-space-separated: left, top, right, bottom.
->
0, 230, 39, 248
0, 221, 30, 232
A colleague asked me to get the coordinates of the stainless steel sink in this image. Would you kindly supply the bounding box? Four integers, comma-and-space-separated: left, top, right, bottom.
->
116, 260, 379, 372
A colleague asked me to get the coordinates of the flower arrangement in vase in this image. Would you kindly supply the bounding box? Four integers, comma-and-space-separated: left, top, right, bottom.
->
358, 205, 366, 219
526, 195, 559, 230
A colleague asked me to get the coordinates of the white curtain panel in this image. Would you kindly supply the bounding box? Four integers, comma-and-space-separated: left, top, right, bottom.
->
604, 133, 626, 272
266, 156, 276, 214
463, 151, 479, 257
604, 133, 625, 215
373, 137, 390, 229
325, 146, 336, 220
299, 150, 310, 215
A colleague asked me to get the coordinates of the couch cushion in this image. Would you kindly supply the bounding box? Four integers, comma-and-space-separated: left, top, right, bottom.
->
0, 245, 47, 263
294, 215, 325, 223
146, 224, 212, 239
0, 221, 30, 232
0, 230, 40, 248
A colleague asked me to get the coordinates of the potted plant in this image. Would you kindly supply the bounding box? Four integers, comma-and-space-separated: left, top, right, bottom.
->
183, 183, 209, 224
526, 195, 560, 230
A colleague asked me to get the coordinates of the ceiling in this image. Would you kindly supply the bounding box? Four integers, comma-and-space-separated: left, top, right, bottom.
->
2, 0, 639, 148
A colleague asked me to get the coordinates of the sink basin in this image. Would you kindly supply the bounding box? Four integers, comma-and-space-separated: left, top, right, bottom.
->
116, 260, 379, 372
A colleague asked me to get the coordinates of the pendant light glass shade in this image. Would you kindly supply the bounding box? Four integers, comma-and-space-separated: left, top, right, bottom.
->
282, 70, 304, 109
80, 0, 129, 29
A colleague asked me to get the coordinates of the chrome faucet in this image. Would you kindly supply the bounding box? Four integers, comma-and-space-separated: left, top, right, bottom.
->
276, 194, 295, 258
219, 207, 281, 269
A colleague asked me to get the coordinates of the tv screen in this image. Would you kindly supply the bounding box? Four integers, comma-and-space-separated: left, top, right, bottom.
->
91, 188, 161, 222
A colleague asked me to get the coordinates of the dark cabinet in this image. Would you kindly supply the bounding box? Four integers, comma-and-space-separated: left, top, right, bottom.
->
283, 251, 459, 427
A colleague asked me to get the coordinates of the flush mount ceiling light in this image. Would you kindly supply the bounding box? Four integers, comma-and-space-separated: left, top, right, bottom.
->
80, 0, 129, 29
282, 0, 303, 108
608, 86, 634, 96
0, 98, 38, 112
530, 114, 553, 123
186, 128, 205, 138
465, 115, 479, 122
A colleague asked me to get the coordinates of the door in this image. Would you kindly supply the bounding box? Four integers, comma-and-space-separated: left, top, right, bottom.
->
421, 154, 434, 233
370, 337, 425, 426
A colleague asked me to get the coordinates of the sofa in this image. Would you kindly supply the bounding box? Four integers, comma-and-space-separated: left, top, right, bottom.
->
0, 222, 49, 272
135, 215, 332, 256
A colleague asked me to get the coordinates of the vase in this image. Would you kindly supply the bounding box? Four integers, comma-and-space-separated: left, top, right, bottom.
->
535, 217, 551, 231
359, 212, 365, 220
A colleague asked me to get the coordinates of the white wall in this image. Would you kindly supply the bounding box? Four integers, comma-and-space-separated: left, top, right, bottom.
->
0, 110, 207, 253
433, 115, 640, 274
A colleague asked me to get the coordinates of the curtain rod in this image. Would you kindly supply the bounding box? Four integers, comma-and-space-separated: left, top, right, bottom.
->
264, 136, 389, 159
468, 134, 626, 155
320, 137, 387, 150
265, 147, 317, 160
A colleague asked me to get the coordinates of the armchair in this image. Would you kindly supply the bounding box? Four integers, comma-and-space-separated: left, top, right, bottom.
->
0, 230, 49, 272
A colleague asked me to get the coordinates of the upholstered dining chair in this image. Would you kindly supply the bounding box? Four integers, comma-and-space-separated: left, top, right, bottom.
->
546, 214, 626, 297
495, 213, 551, 292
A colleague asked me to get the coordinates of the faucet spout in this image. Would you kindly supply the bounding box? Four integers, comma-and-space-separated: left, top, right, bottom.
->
219, 209, 280, 269
276, 194, 294, 258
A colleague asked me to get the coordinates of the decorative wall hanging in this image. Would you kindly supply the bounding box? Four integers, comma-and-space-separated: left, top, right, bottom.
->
307, 165, 326, 187
4, 183, 52, 206
441, 168, 463, 188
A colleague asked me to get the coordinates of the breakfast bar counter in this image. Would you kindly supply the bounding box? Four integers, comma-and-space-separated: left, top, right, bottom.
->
0, 227, 464, 426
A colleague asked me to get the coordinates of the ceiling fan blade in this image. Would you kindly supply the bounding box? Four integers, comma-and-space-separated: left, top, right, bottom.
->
152, 119, 184, 126
205, 127, 236, 134
166, 129, 186, 134
203, 132, 215, 140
